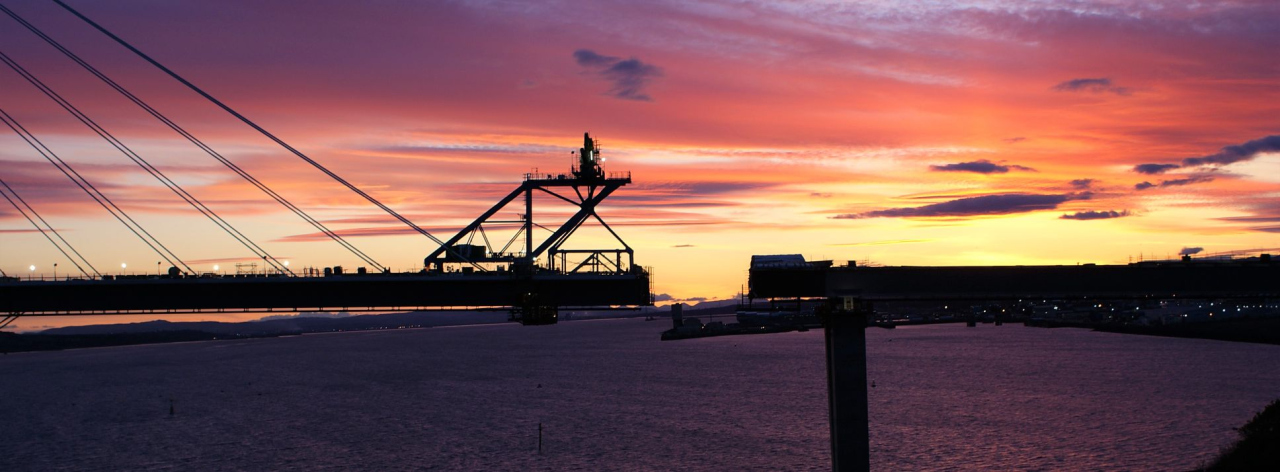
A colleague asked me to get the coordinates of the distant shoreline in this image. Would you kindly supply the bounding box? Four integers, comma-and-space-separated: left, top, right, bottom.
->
1089, 317, 1280, 346
0, 310, 666, 354
0, 329, 290, 354
7, 315, 1279, 355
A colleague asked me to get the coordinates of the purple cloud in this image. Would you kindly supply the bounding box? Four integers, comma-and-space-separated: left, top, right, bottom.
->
1181, 135, 1280, 167
574, 49, 663, 101
1069, 179, 1095, 189
835, 193, 1087, 219
1133, 163, 1181, 174
1133, 135, 1280, 175
1053, 77, 1132, 96
1060, 210, 1130, 220
930, 160, 1034, 174
572, 50, 618, 67
1134, 174, 1214, 191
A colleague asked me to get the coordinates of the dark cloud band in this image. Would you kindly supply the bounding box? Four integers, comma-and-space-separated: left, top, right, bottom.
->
1182, 135, 1280, 167
834, 192, 1088, 219
1134, 174, 1214, 190
1069, 179, 1095, 189
1053, 77, 1131, 96
1060, 210, 1130, 220
1132, 134, 1280, 174
1133, 163, 1181, 175
929, 159, 1034, 174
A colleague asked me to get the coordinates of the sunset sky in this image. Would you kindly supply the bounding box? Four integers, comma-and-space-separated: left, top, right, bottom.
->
2, 0, 1278, 329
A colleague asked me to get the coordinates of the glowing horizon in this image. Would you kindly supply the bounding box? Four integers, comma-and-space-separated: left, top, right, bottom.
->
2, 0, 1278, 330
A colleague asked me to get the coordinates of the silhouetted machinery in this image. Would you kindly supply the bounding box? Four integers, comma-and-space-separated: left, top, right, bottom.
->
1, 134, 651, 327
423, 133, 641, 324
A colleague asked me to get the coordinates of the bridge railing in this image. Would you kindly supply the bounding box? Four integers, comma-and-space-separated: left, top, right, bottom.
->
521, 170, 632, 181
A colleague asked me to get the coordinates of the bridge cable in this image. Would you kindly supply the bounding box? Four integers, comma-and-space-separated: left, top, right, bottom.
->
0, 48, 293, 275
0, 3, 384, 272
0, 106, 193, 273
0, 178, 100, 278
53, 0, 474, 266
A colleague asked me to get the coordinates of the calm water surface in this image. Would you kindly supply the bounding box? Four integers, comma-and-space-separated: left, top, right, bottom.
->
2, 320, 1278, 470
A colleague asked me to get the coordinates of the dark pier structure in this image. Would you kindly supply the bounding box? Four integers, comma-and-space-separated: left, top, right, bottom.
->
749, 255, 1280, 472
0, 134, 651, 328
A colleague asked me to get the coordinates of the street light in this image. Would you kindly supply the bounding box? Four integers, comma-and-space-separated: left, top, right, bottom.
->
29, 264, 35, 281
121, 262, 127, 275
213, 264, 220, 274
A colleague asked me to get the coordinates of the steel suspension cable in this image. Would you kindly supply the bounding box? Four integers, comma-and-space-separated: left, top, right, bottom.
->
0, 106, 193, 273
0, 177, 99, 277
0, 3, 384, 272
52, 0, 470, 265
0, 49, 293, 275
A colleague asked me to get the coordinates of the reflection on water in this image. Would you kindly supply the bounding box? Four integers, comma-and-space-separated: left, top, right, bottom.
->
2, 320, 1277, 470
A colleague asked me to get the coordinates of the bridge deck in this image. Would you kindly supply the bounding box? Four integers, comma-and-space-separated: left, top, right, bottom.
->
1, 271, 652, 315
